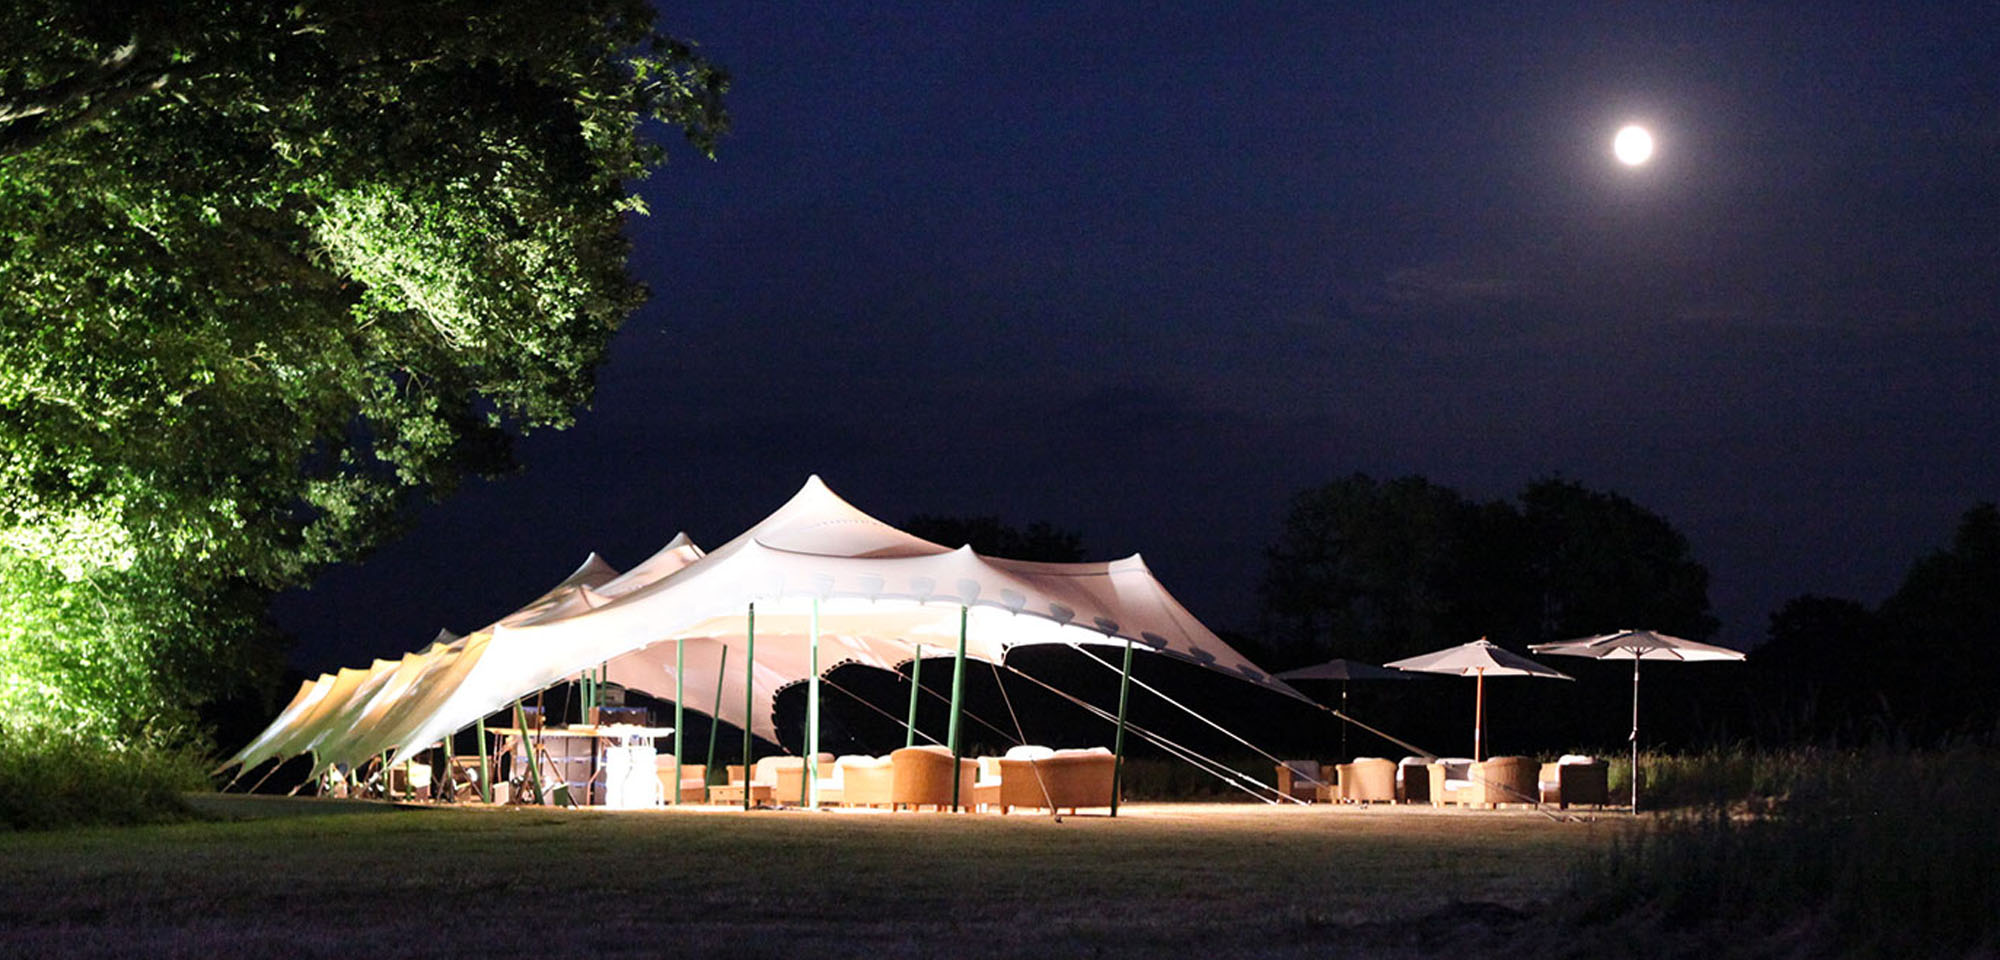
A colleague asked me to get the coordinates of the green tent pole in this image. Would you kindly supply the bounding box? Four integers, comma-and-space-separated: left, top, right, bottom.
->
513, 700, 544, 806
905, 643, 923, 749
807, 595, 821, 808
673, 639, 685, 806
475, 715, 491, 803
947, 605, 969, 812
1110, 636, 1136, 817
743, 603, 755, 812
706, 646, 728, 789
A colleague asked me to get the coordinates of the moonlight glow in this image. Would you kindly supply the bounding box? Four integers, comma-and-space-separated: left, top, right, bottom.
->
1614, 125, 1655, 165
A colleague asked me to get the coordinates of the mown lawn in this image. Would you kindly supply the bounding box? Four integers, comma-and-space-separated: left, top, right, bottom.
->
3, 799, 1629, 959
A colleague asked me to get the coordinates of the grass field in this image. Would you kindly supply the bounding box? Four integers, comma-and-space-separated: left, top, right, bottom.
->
2, 798, 1630, 959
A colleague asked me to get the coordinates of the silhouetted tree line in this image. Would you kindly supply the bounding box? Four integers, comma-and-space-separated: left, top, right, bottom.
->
1733, 503, 2000, 745
1248, 477, 2000, 757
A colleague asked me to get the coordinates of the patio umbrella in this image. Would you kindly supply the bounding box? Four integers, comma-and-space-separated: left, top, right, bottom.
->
1274, 658, 1412, 757
1385, 638, 1571, 761
1530, 628, 1746, 811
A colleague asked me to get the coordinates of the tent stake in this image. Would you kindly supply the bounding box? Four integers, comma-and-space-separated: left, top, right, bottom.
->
475, 715, 491, 803
905, 643, 923, 749
1111, 636, 1135, 817
673, 639, 685, 806
742, 603, 755, 811
948, 605, 969, 813
707, 645, 728, 794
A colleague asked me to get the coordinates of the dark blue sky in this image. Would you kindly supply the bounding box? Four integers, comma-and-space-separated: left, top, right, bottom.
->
277, 3, 1999, 673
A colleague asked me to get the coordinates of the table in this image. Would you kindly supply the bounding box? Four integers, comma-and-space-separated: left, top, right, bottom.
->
487, 725, 675, 807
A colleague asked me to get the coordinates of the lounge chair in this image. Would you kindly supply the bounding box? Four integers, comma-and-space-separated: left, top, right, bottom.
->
889, 745, 976, 811
1274, 759, 1330, 802
1395, 756, 1430, 804
1430, 756, 1538, 808
1538, 755, 1609, 809
837, 755, 894, 807
651, 758, 706, 804
994, 747, 1117, 814
768, 753, 837, 805
1336, 757, 1397, 803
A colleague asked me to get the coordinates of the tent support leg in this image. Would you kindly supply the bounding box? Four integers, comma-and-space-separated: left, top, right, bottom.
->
514, 700, 544, 806
707, 646, 727, 796
905, 643, 923, 749
1111, 636, 1135, 817
673, 639, 686, 806
1630, 658, 1641, 813
743, 603, 755, 811
948, 605, 969, 813
807, 596, 821, 809
475, 716, 491, 804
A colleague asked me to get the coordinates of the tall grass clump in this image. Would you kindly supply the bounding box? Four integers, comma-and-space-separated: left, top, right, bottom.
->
0, 728, 208, 830
1558, 745, 1999, 957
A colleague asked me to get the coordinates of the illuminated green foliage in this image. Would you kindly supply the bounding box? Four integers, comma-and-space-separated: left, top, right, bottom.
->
0, 0, 725, 743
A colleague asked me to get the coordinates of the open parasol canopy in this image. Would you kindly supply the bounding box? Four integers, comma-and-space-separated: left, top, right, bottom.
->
1530, 629, 1746, 810
1386, 638, 1571, 761
1274, 658, 1412, 757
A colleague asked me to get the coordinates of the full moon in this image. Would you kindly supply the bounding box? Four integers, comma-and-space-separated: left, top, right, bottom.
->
1613, 125, 1654, 166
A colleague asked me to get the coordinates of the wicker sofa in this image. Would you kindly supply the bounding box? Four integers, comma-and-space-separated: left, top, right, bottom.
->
988, 746, 1118, 814
1427, 756, 1540, 808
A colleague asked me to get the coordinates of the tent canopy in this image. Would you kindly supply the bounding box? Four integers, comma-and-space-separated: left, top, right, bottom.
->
232, 477, 1302, 774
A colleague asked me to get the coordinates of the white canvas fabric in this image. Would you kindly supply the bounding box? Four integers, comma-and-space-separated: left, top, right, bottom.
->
224, 552, 623, 773
380, 477, 1306, 765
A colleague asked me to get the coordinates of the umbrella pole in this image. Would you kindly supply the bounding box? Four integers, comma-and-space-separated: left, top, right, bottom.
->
1339, 682, 1349, 760
1473, 668, 1486, 762
742, 603, 756, 811
1630, 657, 1641, 812
905, 643, 923, 749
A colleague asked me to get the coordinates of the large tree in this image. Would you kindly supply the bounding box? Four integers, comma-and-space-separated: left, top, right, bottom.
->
0, 1, 725, 741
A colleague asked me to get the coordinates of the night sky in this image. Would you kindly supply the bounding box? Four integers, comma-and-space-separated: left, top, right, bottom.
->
274, 3, 1999, 675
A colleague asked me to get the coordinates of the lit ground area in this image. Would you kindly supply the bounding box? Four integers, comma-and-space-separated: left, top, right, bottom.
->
4, 798, 1632, 959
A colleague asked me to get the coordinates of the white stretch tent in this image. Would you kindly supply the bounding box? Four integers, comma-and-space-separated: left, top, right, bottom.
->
221, 552, 622, 775
228, 477, 1305, 796
381, 476, 1305, 770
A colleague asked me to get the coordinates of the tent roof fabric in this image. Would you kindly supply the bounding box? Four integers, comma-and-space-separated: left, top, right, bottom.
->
231, 477, 1303, 773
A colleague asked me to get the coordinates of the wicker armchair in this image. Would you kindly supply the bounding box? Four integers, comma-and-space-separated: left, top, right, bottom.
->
838, 755, 895, 808
1538, 756, 1609, 808
1336, 757, 1397, 803
889, 745, 976, 811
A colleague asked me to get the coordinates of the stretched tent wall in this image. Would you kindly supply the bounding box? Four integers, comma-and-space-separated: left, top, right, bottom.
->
222, 552, 622, 774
